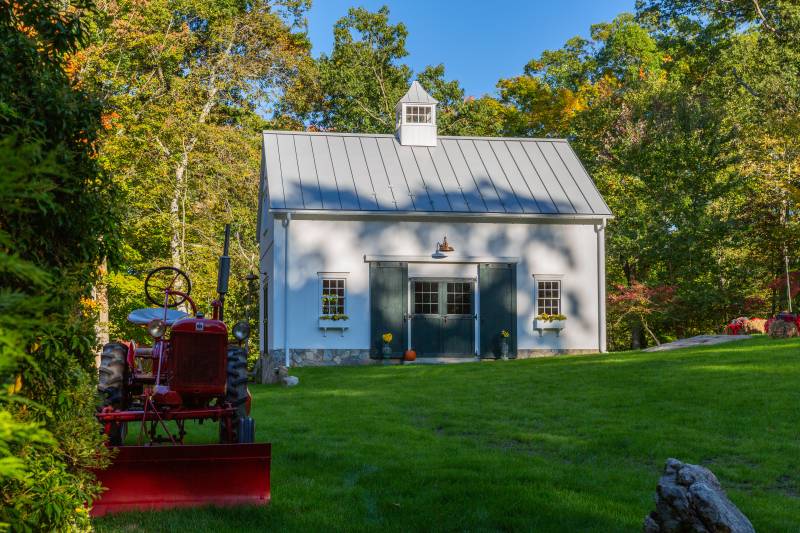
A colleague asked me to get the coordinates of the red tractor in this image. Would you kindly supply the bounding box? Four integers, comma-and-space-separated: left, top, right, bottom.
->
92, 226, 270, 516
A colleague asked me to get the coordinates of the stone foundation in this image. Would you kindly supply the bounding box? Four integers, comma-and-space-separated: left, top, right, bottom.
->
269, 349, 375, 367
515, 349, 599, 358
267, 348, 599, 366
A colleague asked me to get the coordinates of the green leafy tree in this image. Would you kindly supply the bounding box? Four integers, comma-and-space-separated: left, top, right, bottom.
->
418, 64, 509, 137
79, 0, 312, 345
639, 0, 800, 315
500, 12, 744, 348
313, 6, 411, 133
286, 7, 506, 138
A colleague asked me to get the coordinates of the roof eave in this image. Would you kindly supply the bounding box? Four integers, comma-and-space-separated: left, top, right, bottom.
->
268, 208, 613, 222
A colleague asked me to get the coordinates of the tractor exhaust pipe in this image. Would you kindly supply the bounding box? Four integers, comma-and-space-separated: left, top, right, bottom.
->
217, 224, 231, 322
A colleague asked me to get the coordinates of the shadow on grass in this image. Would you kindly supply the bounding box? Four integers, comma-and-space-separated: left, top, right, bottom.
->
94, 336, 800, 532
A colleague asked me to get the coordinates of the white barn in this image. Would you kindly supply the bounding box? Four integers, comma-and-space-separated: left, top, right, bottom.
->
258, 82, 612, 367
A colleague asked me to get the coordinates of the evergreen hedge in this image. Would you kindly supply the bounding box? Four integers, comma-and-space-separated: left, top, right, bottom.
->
0, 1, 118, 530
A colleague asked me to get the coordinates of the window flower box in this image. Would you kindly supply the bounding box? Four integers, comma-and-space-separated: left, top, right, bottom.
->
318, 316, 349, 337
534, 317, 566, 336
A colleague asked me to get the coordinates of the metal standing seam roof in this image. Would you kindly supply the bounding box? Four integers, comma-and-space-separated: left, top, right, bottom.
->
261, 131, 612, 217
397, 80, 439, 104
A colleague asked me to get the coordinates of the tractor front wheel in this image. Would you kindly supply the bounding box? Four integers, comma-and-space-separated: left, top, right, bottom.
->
220, 346, 250, 443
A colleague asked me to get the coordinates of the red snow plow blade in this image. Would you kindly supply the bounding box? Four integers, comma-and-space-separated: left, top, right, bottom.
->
91, 443, 270, 516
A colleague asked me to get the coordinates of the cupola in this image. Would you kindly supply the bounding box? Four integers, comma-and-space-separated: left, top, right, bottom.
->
395, 80, 438, 147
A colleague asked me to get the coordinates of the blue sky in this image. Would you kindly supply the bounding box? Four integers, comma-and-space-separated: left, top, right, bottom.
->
306, 1, 636, 97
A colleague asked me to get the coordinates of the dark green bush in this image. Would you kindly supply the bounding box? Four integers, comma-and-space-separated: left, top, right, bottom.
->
0, 1, 117, 530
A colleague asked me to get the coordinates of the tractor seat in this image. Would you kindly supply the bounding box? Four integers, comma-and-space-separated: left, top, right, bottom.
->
127, 308, 189, 326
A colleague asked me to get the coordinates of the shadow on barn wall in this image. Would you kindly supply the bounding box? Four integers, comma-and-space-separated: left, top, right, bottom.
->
268, 180, 599, 353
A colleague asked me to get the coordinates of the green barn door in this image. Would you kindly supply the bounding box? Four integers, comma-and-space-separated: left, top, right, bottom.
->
410, 280, 442, 356
411, 280, 474, 357
442, 281, 474, 356
369, 262, 407, 358
479, 264, 517, 358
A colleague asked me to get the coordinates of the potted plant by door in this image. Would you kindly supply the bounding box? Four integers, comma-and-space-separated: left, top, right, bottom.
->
500, 329, 510, 360
381, 333, 393, 356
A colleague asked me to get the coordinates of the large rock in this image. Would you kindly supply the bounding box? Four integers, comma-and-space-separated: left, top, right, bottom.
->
643, 459, 755, 533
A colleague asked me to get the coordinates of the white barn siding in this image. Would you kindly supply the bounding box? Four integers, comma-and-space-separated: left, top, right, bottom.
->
264, 216, 601, 356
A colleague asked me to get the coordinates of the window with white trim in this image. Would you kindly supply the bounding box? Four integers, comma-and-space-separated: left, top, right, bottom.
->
537, 280, 561, 315
405, 105, 432, 124
320, 278, 346, 315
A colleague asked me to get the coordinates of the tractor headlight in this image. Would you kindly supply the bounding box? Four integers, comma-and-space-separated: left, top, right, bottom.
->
147, 318, 166, 338
232, 320, 250, 341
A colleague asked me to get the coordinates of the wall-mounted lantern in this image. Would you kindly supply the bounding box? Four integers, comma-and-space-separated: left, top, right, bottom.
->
438, 236, 454, 253
433, 236, 454, 259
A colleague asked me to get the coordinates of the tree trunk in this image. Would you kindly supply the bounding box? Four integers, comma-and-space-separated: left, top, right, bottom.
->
631, 324, 644, 350
166, 39, 231, 273
641, 318, 660, 346
257, 353, 281, 384
169, 149, 190, 272
94, 258, 109, 368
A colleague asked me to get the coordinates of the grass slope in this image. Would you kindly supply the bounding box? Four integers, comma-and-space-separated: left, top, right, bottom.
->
95, 337, 800, 532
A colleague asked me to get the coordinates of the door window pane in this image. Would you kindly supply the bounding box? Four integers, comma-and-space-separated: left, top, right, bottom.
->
446, 282, 472, 314
414, 281, 439, 314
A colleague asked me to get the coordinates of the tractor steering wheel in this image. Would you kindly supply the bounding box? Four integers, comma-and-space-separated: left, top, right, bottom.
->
144, 266, 192, 308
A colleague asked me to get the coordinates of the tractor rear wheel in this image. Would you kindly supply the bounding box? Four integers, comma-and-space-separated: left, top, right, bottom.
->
98, 342, 128, 445
98, 342, 127, 407
220, 346, 249, 443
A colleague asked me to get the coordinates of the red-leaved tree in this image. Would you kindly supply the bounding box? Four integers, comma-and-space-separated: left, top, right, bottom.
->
608, 283, 675, 347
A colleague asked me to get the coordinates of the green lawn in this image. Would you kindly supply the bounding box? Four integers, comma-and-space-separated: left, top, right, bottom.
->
94, 337, 800, 532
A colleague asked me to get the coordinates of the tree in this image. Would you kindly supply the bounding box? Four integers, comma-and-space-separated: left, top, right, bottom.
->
286, 7, 507, 138
500, 12, 744, 348
79, 0, 312, 344
313, 6, 411, 133
640, 0, 800, 315
418, 64, 510, 137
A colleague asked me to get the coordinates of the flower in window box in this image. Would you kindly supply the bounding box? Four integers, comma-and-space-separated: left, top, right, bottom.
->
535, 313, 566, 322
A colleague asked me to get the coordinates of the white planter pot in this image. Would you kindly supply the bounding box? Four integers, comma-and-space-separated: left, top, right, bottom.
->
318, 318, 349, 337
534, 319, 565, 336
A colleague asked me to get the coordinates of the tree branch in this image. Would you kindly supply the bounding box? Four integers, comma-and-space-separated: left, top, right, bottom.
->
732, 67, 760, 98
751, 0, 777, 33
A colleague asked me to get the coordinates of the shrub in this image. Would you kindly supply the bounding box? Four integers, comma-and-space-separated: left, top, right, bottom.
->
745, 318, 767, 334
769, 319, 798, 338
725, 317, 750, 335
0, 0, 117, 529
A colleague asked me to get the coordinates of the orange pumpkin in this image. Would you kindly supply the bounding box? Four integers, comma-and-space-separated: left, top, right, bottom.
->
403, 349, 417, 362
